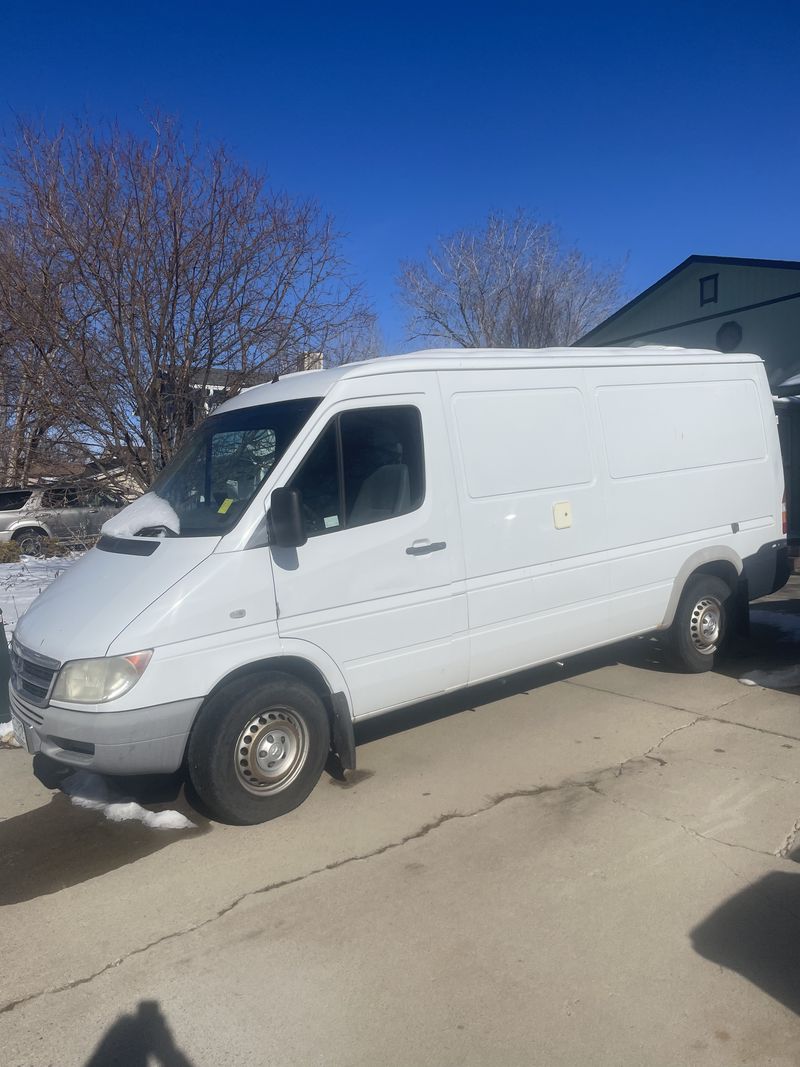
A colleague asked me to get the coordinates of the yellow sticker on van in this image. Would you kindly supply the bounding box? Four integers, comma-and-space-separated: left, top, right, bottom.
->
218, 498, 234, 514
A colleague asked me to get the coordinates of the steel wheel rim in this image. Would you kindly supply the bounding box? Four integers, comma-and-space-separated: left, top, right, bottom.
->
234, 707, 309, 796
690, 596, 722, 654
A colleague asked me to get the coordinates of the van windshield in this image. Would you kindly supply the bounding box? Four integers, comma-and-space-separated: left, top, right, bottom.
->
151, 398, 320, 537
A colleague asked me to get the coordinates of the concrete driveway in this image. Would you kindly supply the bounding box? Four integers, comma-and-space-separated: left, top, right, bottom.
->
4, 586, 800, 1066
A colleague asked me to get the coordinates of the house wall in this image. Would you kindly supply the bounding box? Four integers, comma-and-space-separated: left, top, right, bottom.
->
578, 262, 800, 388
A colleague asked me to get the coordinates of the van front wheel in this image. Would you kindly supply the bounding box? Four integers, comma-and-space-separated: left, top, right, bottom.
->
187, 673, 329, 825
667, 574, 732, 673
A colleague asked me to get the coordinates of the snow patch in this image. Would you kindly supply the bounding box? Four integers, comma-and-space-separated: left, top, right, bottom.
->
61, 771, 197, 831
0, 721, 21, 748
0, 556, 76, 642
739, 666, 800, 690
102, 492, 180, 538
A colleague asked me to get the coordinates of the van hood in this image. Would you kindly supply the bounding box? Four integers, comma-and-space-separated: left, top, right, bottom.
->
14, 538, 217, 662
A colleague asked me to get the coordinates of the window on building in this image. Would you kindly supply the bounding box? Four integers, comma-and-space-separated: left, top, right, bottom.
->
699, 274, 718, 306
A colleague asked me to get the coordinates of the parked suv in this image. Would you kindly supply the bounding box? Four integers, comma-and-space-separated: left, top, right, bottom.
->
0, 485, 123, 555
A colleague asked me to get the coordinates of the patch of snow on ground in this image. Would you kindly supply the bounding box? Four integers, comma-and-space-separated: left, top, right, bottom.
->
102, 492, 180, 537
0, 721, 21, 747
61, 771, 197, 831
0, 555, 77, 643
739, 665, 800, 689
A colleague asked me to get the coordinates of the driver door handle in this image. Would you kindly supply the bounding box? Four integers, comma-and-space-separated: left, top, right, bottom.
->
406, 540, 447, 556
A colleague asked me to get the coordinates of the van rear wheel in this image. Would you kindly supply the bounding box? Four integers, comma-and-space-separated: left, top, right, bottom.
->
667, 574, 732, 673
187, 673, 329, 825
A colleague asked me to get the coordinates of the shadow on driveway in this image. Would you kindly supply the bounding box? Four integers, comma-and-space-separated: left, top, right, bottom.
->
0, 779, 207, 906
691, 870, 800, 1016
84, 1000, 195, 1067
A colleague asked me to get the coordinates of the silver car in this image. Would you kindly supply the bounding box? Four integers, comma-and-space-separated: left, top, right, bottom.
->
0, 485, 123, 555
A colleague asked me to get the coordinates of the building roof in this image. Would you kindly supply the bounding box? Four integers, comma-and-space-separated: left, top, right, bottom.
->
578, 254, 800, 345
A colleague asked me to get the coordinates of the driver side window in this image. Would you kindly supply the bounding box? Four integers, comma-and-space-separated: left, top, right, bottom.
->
288, 406, 424, 536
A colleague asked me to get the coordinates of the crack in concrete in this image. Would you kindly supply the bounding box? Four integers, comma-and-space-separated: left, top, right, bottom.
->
704, 714, 800, 744
563, 678, 697, 714
565, 679, 800, 744
582, 778, 776, 861
0, 781, 565, 1017
3, 700, 796, 1019
644, 716, 703, 755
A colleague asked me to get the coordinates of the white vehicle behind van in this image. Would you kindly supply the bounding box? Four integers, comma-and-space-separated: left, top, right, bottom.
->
8, 348, 788, 823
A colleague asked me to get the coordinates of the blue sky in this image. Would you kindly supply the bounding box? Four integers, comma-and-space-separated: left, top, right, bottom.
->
2, 1, 798, 350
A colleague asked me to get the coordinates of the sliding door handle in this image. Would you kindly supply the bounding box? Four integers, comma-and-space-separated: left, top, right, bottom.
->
406, 540, 447, 556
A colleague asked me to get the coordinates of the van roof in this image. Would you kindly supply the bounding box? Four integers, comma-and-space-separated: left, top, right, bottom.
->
218, 346, 764, 413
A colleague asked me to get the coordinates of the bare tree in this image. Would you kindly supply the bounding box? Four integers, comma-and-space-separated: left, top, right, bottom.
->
397, 211, 624, 349
0, 117, 374, 488
325, 317, 386, 366
0, 222, 78, 483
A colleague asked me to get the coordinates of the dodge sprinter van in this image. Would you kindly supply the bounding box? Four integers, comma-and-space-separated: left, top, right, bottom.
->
9, 348, 789, 824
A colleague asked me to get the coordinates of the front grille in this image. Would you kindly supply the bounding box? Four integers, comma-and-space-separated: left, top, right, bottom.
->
10, 640, 60, 709
9, 688, 44, 727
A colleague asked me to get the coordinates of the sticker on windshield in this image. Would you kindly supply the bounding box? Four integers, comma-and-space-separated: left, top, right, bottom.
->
324, 515, 340, 529
218, 498, 234, 514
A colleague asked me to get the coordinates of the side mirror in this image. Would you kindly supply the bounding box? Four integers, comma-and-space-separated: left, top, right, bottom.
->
269, 487, 307, 548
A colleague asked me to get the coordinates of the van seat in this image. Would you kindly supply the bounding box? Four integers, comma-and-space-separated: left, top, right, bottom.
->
349, 464, 410, 527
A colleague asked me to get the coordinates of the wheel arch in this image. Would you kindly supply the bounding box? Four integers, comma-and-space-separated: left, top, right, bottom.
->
199, 654, 356, 771
11, 523, 51, 540
659, 547, 742, 629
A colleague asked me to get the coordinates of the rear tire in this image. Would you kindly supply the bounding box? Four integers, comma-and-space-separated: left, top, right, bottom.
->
186, 672, 329, 825
667, 574, 732, 673
12, 528, 48, 556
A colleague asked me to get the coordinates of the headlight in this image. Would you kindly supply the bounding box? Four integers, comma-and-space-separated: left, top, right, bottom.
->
52, 651, 153, 704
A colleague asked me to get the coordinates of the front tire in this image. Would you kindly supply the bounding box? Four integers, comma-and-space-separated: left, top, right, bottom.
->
187, 673, 329, 825
667, 574, 732, 673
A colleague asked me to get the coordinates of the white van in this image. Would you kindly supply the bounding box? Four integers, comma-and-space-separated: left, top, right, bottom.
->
8, 348, 788, 823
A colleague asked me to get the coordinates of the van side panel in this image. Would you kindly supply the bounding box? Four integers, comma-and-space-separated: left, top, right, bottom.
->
589, 364, 782, 639
440, 368, 612, 683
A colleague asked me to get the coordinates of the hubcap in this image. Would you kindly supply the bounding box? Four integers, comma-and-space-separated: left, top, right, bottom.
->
234, 707, 309, 795
690, 597, 722, 654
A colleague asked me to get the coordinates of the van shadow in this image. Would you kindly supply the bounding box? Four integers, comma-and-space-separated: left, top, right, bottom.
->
354, 595, 800, 747
83, 1000, 195, 1066
721, 597, 800, 688
354, 642, 642, 746
691, 870, 800, 1016
0, 776, 208, 907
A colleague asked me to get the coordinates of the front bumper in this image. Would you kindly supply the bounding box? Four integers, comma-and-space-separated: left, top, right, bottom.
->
9, 685, 201, 775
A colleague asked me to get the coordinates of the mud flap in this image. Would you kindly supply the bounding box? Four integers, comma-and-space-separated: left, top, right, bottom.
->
735, 578, 751, 638
328, 690, 356, 776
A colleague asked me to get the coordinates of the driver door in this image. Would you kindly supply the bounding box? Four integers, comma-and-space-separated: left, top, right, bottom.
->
269, 383, 468, 719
